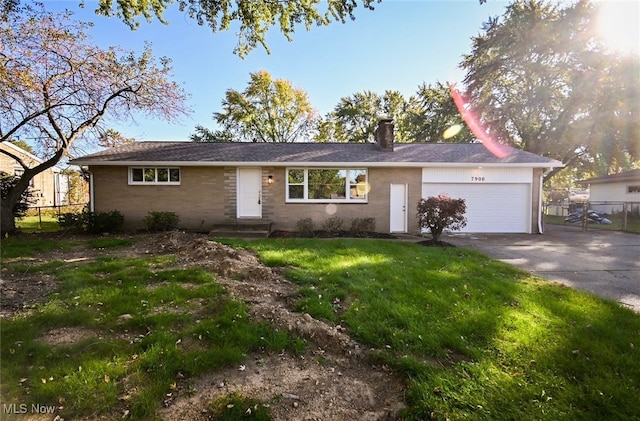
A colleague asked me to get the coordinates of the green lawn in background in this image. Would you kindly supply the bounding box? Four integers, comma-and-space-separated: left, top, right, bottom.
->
545, 213, 640, 233
15, 215, 60, 233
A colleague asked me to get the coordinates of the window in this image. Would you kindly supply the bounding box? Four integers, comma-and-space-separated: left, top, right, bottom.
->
129, 167, 180, 185
628, 185, 640, 193
286, 168, 368, 202
288, 169, 305, 199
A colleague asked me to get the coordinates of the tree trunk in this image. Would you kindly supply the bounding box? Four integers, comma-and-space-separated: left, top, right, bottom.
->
1, 199, 17, 235
1, 168, 34, 236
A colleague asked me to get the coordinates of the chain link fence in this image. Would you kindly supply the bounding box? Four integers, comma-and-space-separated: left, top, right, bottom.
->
545, 201, 640, 233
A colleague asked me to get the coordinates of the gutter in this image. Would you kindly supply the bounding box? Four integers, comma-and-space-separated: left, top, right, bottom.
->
68, 160, 563, 169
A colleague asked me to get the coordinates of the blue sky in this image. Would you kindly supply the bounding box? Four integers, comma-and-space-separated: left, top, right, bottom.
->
45, 0, 637, 142
44, 0, 510, 141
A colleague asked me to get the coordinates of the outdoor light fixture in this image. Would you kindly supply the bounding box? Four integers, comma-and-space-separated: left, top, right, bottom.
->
267, 175, 274, 184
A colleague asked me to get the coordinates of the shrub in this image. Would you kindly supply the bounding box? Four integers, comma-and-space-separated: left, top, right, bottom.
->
350, 217, 376, 236
143, 211, 180, 232
58, 212, 84, 232
417, 194, 467, 242
58, 210, 124, 234
322, 216, 344, 235
296, 218, 315, 237
85, 210, 124, 234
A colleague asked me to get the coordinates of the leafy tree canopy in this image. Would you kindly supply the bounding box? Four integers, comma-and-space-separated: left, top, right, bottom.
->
91, 0, 379, 57
189, 125, 234, 142
316, 83, 474, 143
204, 70, 316, 143
319, 90, 408, 143
407, 82, 475, 143
0, 4, 189, 234
461, 0, 639, 181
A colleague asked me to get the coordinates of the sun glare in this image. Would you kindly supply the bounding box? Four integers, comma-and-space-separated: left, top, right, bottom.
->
596, 1, 640, 56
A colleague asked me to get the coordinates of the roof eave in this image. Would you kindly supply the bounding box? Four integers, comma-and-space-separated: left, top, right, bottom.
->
70, 160, 563, 168
579, 176, 640, 185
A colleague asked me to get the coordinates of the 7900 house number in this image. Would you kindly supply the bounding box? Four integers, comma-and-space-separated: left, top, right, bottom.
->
471, 176, 486, 181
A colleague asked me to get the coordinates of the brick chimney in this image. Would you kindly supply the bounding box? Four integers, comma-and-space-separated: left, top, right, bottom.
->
375, 119, 394, 152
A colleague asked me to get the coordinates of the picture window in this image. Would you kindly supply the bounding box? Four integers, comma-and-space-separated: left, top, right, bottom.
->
286, 168, 368, 202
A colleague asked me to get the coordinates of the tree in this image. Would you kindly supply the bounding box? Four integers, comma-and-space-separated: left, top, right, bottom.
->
0, 172, 35, 219
460, 0, 640, 182
417, 194, 467, 242
407, 82, 475, 143
0, 5, 189, 235
210, 70, 316, 143
317, 84, 476, 143
9, 140, 35, 155
92, 0, 380, 57
321, 90, 411, 143
189, 125, 234, 142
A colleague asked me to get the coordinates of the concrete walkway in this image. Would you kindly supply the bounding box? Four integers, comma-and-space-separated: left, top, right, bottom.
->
441, 224, 640, 312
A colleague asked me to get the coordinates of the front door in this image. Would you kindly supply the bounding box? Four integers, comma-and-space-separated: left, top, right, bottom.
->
390, 183, 407, 233
237, 168, 262, 218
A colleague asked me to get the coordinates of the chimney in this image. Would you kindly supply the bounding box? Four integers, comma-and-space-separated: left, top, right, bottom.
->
375, 118, 394, 152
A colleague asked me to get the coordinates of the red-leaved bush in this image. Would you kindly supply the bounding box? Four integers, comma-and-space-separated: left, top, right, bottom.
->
417, 194, 467, 242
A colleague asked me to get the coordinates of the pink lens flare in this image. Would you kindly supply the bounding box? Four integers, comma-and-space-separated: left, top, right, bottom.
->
449, 84, 511, 159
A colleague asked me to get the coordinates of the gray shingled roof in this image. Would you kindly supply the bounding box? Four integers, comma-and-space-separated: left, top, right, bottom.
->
70, 141, 563, 167
578, 169, 640, 184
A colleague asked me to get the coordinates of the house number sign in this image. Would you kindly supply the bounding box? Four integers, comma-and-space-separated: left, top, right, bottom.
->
470, 176, 486, 182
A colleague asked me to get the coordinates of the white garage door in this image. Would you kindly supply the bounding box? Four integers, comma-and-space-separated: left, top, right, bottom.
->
422, 183, 531, 233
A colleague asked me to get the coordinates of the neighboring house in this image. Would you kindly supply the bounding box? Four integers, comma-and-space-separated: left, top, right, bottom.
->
70, 120, 563, 234
578, 169, 640, 214
0, 142, 70, 207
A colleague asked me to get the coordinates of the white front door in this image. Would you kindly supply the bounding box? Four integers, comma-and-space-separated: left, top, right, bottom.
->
390, 183, 408, 233
237, 168, 262, 218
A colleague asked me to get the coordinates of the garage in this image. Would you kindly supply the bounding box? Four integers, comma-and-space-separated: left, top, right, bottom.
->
422, 168, 533, 233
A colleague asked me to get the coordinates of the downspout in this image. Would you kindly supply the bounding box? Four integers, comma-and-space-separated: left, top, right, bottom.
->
538, 168, 554, 234
538, 172, 544, 234
89, 170, 95, 212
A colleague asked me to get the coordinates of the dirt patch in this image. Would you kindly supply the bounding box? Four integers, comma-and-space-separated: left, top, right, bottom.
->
37, 327, 96, 347
416, 239, 456, 248
0, 272, 61, 317
1, 231, 408, 420
158, 351, 405, 421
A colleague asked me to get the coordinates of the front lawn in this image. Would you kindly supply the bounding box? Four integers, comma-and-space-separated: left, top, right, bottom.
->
1, 235, 638, 420
225, 238, 640, 420
0, 236, 304, 420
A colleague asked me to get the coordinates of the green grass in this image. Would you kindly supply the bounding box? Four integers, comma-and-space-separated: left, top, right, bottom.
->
1, 236, 79, 259
90, 237, 133, 248
224, 238, 640, 420
15, 215, 60, 233
3, 235, 639, 420
1, 238, 305, 420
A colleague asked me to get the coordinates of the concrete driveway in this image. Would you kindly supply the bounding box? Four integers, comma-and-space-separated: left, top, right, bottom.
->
442, 224, 640, 312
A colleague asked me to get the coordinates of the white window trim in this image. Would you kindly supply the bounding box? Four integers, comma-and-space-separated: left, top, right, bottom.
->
128, 167, 181, 185
286, 167, 368, 203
